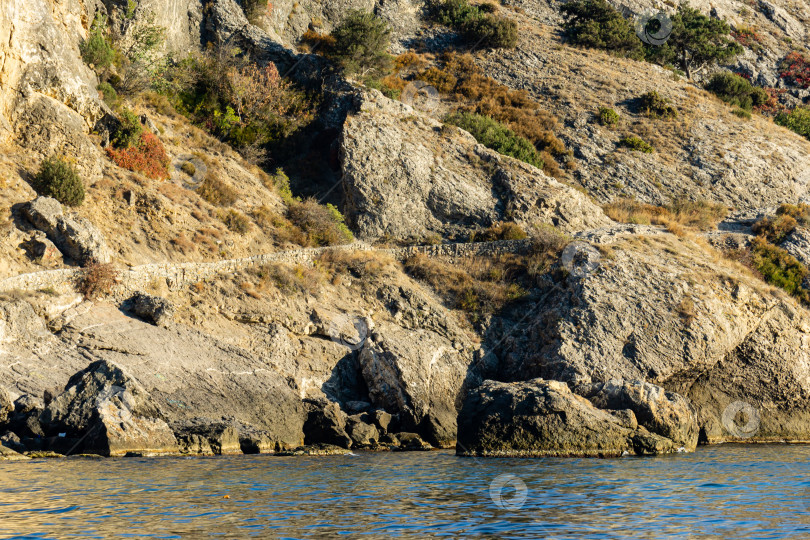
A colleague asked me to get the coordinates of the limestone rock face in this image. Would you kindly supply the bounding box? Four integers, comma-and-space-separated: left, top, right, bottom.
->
40, 360, 179, 456
487, 233, 810, 444
358, 322, 470, 448
578, 379, 699, 450
0, 0, 107, 179
22, 197, 112, 265
340, 91, 611, 242
0, 386, 12, 425
457, 379, 682, 457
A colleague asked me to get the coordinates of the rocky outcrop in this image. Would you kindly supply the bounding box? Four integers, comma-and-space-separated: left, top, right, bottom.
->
577, 379, 699, 449
340, 90, 612, 242
0, 386, 12, 424
358, 321, 471, 448
457, 379, 684, 457
484, 232, 810, 444
303, 399, 352, 448
39, 360, 179, 456
22, 197, 112, 265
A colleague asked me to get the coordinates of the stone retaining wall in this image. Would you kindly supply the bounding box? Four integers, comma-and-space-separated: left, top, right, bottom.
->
0, 239, 534, 297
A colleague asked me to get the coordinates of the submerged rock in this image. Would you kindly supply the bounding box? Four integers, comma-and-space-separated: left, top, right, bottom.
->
457, 379, 683, 457
40, 360, 178, 457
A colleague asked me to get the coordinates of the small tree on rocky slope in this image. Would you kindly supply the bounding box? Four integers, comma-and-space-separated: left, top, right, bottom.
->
329, 10, 393, 78
646, 3, 742, 79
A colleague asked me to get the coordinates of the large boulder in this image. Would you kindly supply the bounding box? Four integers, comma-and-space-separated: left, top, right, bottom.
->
22, 197, 112, 265
303, 399, 352, 448
577, 379, 699, 450
358, 322, 470, 448
128, 292, 175, 327
40, 360, 179, 456
457, 379, 683, 457
340, 90, 612, 242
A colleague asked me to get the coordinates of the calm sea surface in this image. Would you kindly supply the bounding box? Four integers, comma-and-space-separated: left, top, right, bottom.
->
1, 445, 808, 539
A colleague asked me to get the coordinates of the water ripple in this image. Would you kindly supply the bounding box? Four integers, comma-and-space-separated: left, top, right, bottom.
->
0, 445, 809, 538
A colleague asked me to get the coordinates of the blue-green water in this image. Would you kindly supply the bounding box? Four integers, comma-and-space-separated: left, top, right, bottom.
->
1, 445, 808, 539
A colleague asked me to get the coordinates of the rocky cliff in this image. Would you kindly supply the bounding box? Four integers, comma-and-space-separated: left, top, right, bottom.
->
2, 0, 810, 460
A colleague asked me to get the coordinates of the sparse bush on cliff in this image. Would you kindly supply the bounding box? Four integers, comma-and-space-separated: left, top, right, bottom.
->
776, 203, 810, 226
753, 214, 798, 244
750, 237, 809, 302
97, 82, 119, 107
329, 10, 393, 77
560, 0, 642, 58
618, 135, 654, 153
597, 107, 620, 126
76, 261, 119, 299
80, 15, 116, 70
775, 107, 810, 140
705, 72, 768, 111
779, 51, 810, 89
639, 91, 677, 119
219, 209, 251, 235
32, 157, 86, 207
428, 0, 518, 49
197, 173, 240, 206
445, 112, 544, 169
470, 222, 528, 242
111, 109, 144, 149
287, 199, 354, 247
106, 132, 170, 180
166, 46, 315, 161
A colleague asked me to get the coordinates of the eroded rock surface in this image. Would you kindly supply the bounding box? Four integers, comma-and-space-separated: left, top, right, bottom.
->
457, 379, 683, 457
340, 90, 611, 242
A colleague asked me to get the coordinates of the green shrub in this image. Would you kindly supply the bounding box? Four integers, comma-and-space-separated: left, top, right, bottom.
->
639, 91, 677, 119
32, 157, 85, 207
597, 106, 620, 126
97, 82, 119, 106
705, 71, 768, 111
733, 108, 752, 119
428, 0, 518, 49
560, 0, 642, 58
463, 14, 518, 48
751, 237, 809, 301
329, 10, 393, 77
80, 15, 115, 70
111, 109, 144, 149
618, 136, 654, 153
445, 112, 544, 169
287, 198, 354, 246
775, 107, 810, 140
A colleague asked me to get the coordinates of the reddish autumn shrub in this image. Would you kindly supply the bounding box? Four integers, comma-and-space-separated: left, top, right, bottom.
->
106, 132, 170, 179
780, 51, 810, 89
